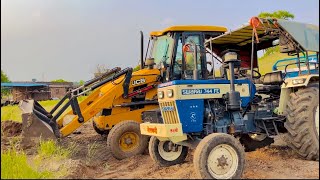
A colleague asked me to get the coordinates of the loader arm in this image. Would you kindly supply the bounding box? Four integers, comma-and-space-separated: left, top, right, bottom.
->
19, 67, 161, 141
58, 68, 161, 136
58, 74, 128, 136
55, 83, 103, 127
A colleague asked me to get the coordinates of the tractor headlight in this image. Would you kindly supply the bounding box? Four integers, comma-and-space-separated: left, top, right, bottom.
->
292, 78, 306, 85
158, 91, 164, 99
167, 89, 174, 98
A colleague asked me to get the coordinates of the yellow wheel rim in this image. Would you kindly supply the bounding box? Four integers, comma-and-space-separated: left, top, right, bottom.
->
119, 132, 140, 152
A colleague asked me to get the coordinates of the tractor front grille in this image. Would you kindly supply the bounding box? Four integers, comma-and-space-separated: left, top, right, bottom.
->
159, 101, 179, 124
142, 109, 163, 124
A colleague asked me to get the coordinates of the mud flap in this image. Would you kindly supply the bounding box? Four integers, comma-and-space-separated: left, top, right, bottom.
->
19, 100, 57, 149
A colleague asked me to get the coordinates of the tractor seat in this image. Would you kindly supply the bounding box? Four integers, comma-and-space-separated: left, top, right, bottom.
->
261, 71, 283, 85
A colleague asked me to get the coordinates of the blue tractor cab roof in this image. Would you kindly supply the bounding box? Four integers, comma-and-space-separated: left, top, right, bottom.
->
1, 82, 48, 87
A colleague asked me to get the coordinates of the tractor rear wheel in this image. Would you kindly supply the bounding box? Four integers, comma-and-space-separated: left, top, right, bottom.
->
284, 83, 319, 161
239, 133, 274, 152
193, 133, 245, 179
148, 136, 188, 167
107, 120, 148, 160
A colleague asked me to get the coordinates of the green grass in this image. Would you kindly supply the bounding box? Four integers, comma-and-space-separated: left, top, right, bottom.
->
37, 139, 76, 159
1, 105, 21, 122
257, 51, 291, 75
1, 139, 75, 179
85, 141, 100, 165
1, 96, 86, 178
1, 150, 54, 179
1, 96, 87, 122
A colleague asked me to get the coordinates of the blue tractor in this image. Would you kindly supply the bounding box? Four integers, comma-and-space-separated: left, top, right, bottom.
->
140, 17, 319, 179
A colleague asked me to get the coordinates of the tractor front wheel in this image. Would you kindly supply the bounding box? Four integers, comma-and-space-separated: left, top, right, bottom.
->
107, 120, 149, 160
148, 136, 189, 167
193, 133, 245, 179
285, 83, 319, 161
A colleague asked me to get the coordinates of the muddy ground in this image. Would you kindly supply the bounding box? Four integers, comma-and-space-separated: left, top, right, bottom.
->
1, 120, 319, 179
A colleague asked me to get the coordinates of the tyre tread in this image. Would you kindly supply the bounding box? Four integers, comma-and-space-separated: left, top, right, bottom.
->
284, 84, 319, 161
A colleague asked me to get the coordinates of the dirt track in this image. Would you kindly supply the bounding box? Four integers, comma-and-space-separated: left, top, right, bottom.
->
1, 120, 319, 179
62, 121, 319, 179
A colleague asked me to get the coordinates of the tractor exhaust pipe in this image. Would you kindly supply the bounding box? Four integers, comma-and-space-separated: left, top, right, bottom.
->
140, 31, 144, 70
222, 50, 241, 111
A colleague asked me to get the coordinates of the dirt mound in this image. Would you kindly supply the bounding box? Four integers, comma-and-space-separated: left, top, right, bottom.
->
1, 120, 22, 137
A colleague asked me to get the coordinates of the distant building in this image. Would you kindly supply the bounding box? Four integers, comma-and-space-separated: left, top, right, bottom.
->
36, 81, 74, 99
1, 82, 50, 103
1, 81, 76, 103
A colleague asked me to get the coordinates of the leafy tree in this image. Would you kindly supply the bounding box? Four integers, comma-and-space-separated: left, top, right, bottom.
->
94, 64, 110, 78
133, 65, 141, 72
258, 10, 294, 20
1, 70, 10, 83
1, 70, 11, 96
258, 10, 295, 57
51, 79, 68, 83
79, 80, 85, 85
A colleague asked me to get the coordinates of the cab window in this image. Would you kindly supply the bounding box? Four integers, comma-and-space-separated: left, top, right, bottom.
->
172, 36, 183, 79
150, 35, 174, 67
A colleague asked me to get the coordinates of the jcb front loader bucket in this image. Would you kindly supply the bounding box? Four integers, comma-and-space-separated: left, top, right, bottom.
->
19, 99, 58, 148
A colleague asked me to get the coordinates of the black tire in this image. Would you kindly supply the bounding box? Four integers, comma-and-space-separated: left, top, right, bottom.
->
92, 120, 109, 135
193, 133, 245, 179
107, 120, 148, 160
284, 83, 319, 161
239, 134, 274, 152
148, 136, 188, 167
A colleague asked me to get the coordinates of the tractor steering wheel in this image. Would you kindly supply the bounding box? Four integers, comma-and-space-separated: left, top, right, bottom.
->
239, 69, 261, 79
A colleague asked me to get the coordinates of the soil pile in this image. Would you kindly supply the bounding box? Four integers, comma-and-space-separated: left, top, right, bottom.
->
1, 120, 22, 137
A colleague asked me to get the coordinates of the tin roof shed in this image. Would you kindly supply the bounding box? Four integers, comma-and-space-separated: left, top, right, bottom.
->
1, 82, 48, 87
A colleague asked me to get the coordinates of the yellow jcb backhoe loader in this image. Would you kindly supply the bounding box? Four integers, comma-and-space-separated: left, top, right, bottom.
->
19, 25, 227, 160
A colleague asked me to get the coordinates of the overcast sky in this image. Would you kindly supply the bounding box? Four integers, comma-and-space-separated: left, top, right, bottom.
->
1, 0, 319, 82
